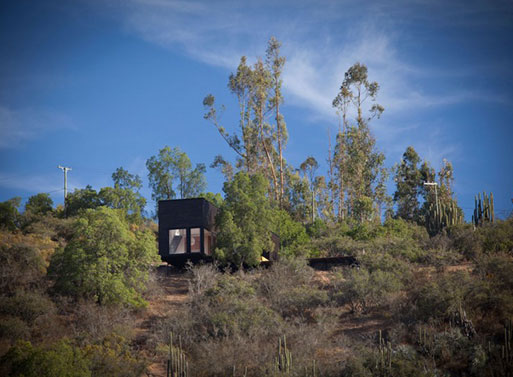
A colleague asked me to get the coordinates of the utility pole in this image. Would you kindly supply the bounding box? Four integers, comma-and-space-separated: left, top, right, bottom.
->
57, 165, 72, 205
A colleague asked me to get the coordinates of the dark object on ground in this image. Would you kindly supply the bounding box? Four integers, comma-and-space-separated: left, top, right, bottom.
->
307, 256, 360, 270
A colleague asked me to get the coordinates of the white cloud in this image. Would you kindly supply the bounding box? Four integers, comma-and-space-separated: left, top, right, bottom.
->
0, 106, 76, 149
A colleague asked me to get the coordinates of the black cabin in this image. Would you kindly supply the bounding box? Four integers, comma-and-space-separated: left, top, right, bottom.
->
158, 198, 218, 267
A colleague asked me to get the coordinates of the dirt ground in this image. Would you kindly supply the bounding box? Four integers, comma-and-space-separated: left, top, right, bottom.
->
135, 265, 190, 377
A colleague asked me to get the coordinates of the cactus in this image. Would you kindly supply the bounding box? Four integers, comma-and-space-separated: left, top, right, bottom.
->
473, 191, 495, 227
425, 195, 463, 235
167, 332, 188, 377
275, 335, 292, 375
377, 330, 392, 374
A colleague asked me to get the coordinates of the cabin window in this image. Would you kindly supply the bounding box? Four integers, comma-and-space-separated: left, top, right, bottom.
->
169, 229, 187, 254
191, 228, 201, 253
204, 229, 214, 255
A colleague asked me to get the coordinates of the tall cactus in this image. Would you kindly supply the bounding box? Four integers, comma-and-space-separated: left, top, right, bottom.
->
275, 335, 292, 374
425, 195, 463, 235
472, 191, 494, 227
167, 332, 188, 377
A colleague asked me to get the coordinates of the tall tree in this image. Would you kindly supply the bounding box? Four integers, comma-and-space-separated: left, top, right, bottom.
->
393, 146, 422, 221
203, 37, 288, 204
266, 36, 288, 205
331, 63, 386, 223
146, 146, 206, 202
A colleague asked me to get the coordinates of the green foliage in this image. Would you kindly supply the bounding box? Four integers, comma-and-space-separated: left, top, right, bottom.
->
204, 38, 288, 203
111, 167, 142, 191
214, 172, 274, 267
146, 146, 206, 202
98, 186, 146, 221
481, 218, 513, 254
272, 209, 309, 256
0, 197, 21, 231
198, 192, 224, 208
331, 62, 388, 223
410, 271, 473, 323
83, 333, 146, 377
393, 146, 422, 222
25, 193, 54, 216
65, 185, 102, 217
48, 207, 158, 307
0, 340, 91, 377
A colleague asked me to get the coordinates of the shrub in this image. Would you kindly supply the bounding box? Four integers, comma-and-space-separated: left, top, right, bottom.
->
83, 333, 146, 377
48, 207, 158, 308
186, 273, 282, 340
335, 267, 402, 313
0, 291, 56, 325
0, 316, 30, 343
0, 241, 46, 295
481, 218, 513, 254
0, 340, 90, 377
408, 270, 473, 324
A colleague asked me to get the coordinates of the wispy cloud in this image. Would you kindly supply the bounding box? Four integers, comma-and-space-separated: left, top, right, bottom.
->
0, 172, 62, 194
0, 106, 76, 149
113, 0, 511, 122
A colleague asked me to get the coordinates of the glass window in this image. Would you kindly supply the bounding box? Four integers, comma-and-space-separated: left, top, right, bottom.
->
204, 229, 214, 255
191, 228, 201, 253
169, 229, 186, 254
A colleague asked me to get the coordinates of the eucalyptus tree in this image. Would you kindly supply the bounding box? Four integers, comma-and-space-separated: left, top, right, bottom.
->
146, 146, 206, 202
203, 37, 288, 204
331, 63, 387, 223
266, 36, 288, 204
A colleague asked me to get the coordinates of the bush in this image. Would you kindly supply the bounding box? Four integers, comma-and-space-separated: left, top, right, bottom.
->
481, 218, 513, 254
0, 291, 56, 325
83, 333, 146, 377
0, 340, 91, 377
48, 207, 158, 308
0, 241, 46, 295
408, 270, 473, 324
334, 267, 402, 314
257, 259, 328, 319
0, 317, 30, 343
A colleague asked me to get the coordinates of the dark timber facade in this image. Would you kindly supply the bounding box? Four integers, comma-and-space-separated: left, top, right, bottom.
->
158, 198, 218, 267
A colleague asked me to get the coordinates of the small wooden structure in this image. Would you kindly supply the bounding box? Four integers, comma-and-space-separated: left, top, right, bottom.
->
158, 198, 218, 267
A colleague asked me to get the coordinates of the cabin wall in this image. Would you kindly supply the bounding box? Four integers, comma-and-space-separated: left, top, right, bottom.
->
158, 198, 218, 265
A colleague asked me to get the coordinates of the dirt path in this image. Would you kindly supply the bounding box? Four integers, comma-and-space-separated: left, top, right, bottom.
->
135, 265, 190, 377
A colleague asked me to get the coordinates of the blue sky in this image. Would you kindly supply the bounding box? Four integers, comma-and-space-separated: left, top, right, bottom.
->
1, 0, 512, 219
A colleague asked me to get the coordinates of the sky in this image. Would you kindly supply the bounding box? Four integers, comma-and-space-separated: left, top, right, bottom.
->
1, 0, 512, 220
